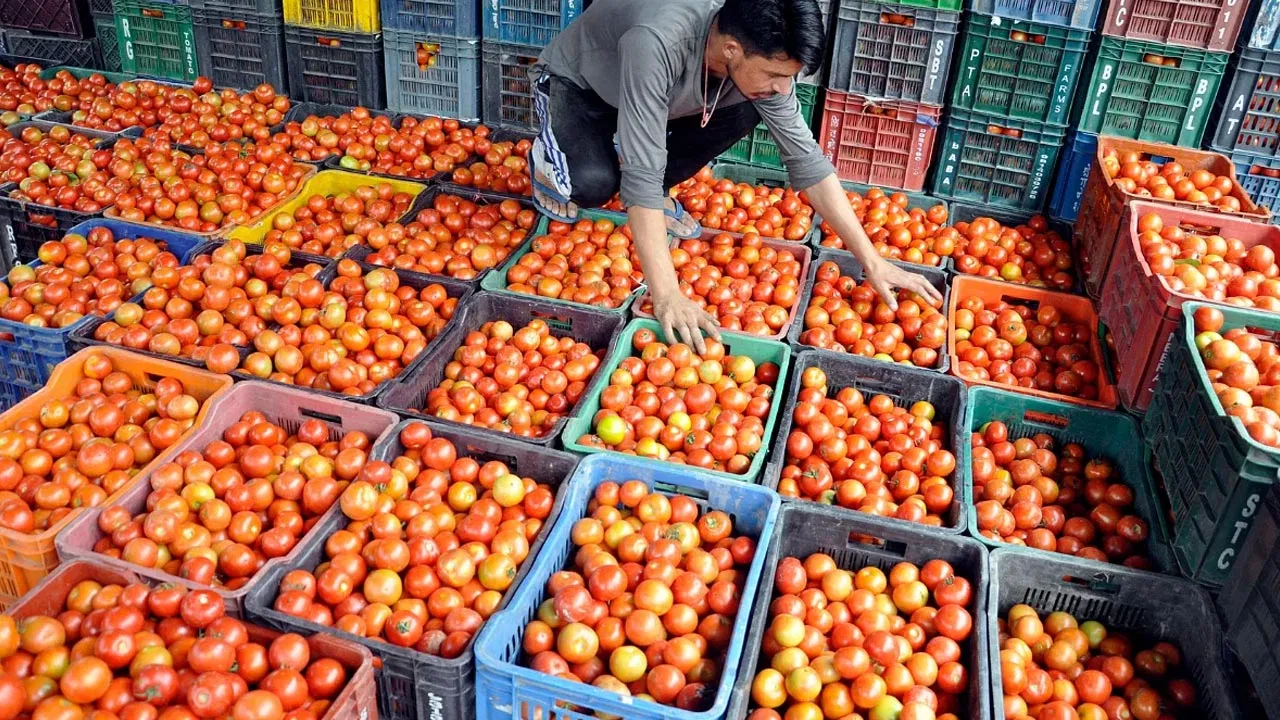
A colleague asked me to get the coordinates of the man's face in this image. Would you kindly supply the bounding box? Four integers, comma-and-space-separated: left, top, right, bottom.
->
727, 53, 803, 100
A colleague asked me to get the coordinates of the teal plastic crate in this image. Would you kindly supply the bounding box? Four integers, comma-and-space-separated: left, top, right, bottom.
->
720, 82, 819, 170
115, 0, 200, 81
1143, 300, 1280, 586
1078, 35, 1227, 146
964, 387, 1176, 574
561, 318, 792, 484
930, 108, 1067, 211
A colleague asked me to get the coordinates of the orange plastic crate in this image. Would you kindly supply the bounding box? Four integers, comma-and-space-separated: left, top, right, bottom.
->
1076, 136, 1269, 298
947, 275, 1118, 409
0, 347, 232, 605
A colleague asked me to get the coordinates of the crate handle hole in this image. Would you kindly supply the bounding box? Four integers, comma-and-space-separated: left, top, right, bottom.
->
1007, 30, 1047, 45
316, 37, 342, 47
1001, 295, 1039, 311
846, 532, 907, 558
652, 481, 710, 502
299, 407, 345, 425
878, 11, 915, 27
1177, 221, 1224, 236
1022, 409, 1070, 429
221, 19, 247, 30
1061, 574, 1122, 595
142, 8, 165, 17
1140, 53, 1180, 68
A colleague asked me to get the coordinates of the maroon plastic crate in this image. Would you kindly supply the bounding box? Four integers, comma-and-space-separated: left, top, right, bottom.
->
54, 381, 400, 616
817, 90, 940, 192
0, 0, 89, 37
1102, 0, 1247, 52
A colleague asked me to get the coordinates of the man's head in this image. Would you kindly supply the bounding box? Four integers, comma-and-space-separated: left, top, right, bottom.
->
714, 0, 825, 99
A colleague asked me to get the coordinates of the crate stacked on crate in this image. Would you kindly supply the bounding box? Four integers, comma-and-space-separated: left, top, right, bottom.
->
0, 0, 104, 71
481, 0, 579, 132
114, 0, 200, 81
816, 0, 958, 192
282, 0, 384, 106
90, 0, 119, 71
1209, 4, 1280, 224
932, 0, 1099, 212
380, 0, 480, 118
192, 0, 289, 92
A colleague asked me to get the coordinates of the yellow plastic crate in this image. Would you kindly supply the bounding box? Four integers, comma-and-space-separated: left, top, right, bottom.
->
283, 0, 380, 33
224, 169, 429, 246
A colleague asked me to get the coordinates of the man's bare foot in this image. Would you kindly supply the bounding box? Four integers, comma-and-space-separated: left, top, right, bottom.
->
531, 164, 579, 222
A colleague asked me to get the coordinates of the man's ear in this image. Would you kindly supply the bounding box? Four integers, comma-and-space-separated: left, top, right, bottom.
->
720, 37, 741, 63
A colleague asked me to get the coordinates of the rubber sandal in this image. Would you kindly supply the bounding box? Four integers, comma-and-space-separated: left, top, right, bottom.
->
530, 175, 579, 224
664, 199, 703, 239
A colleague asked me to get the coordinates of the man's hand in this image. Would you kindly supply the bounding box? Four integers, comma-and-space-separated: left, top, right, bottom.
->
865, 260, 944, 311
650, 287, 720, 354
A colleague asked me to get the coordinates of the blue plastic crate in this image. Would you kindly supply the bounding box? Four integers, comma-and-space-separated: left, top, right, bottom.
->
380, 0, 477, 34
968, 0, 1102, 30
1047, 130, 1097, 223
474, 454, 781, 720
0, 218, 206, 409
1231, 149, 1280, 224
483, 0, 579, 47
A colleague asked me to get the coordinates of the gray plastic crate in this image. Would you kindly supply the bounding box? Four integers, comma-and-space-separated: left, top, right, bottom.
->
193, 7, 287, 92
481, 40, 538, 132
827, 0, 961, 105
383, 29, 479, 120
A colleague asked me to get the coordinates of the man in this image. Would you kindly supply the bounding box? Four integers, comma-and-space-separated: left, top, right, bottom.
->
531, 0, 942, 351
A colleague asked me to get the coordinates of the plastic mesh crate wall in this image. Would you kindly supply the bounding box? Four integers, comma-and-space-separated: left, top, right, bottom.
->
282, 0, 380, 33
1219, 485, 1280, 715
1211, 46, 1280, 159
950, 13, 1090, 125
968, 0, 1102, 30
1232, 150, 1280, 224
284, 25, 384, 108
929, 108, 1066, 211
826, 0, 961, 105
481, 41, 538, 132
0, 30, 98, 66
0, 0, 89, 37
383, 30, 479, 120
482, 0, 579, 47
721, 82, 818, 170
116, 0, 200, 81
817, 90, 940, 192
1101, 0, 1247, 51
1078, 35, 1227, 146
380, 0, 477, 34
93, 12, 121, 72
193, 7, 287, 92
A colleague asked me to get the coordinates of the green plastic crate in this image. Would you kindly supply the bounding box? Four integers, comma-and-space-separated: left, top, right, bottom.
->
561, 317, 792, 484
1143, 301, 1280, 586
950, 13, 1090, 126
37, 64, 132, 84
964, 387, 1176, 574
721, 82, 819, 170
1078, 35, 1227, 147
898, 0, 962, 10
929, 108, 1067, 211
115, 0, 199, 81
478, 208, 638, 315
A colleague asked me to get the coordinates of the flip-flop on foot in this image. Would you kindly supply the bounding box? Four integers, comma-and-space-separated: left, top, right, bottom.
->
663, 197, 702, 239
530, 175, 579, 224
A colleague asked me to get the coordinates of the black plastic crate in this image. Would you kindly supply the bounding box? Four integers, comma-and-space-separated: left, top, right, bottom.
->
383, 29, 480, 120
193, 7, 288, 92
1211, 46, 1280, 160
0, 30, 99, 66
763, 348, 968, 530
284, 25, 384, 108
0, 186, 105, 264
1219, 485, 1280, 717
92, 12, 120, 72
378, 291, 624, 445
88, 0, 112, 15
481, 40, 538, 133
0, 0, 89, 37
245, 418, 580, 720
988, 548, 1241, 720
827, 0, 961, 105
724, 502, 991, 720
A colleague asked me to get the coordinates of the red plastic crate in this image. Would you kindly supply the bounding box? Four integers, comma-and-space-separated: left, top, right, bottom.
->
816, 90, 940, 192
1099, 201, 1280, 412
1076, 137, 1269, 298
1101, 0, 1247, 52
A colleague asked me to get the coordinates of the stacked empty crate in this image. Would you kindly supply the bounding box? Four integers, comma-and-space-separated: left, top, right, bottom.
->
480, 0, 580, 132
933, 0, 1100, 212
1050, 0, 1246, 223
0, 0, 107, 71
379, 0, 480, 118
192, 0, 288, 92
282, 0, 383, 106
1210, 0, 1280, 223
817, 0, 957, 192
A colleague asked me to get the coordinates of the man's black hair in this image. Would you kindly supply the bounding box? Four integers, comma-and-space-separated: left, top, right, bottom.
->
717, 0, 826, 74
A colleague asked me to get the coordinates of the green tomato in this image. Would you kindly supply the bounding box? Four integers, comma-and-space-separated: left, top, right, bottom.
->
869, 695, 903, 720
596, 414, 626, 445
339, 155, 361, 170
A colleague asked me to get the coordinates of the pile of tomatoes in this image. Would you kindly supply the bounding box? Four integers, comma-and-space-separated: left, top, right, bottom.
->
952, 292, 1104, 403
749, 554, 974, 720
522, 479, 755, 710
0, 580, 356, 718
62, 78, 206, 133
971, 422, 1154, 567
674, 166, 814, 241
449, 137, 531, 196
256, 182, 417, 259
817, 187, 951, 268
425, 317, 604, 437
950, 215, 1075, 290
0, 226, 185, 329
145, 80, 289, 149
1101, 149, 1246, 213
501, 216, 643, 309
579, 329, 780, 474
269, 107, 397, 166
105, 137, 311, 232
1, 122, 102, 190
636, 231, 803, 337
997, 606, 1199, 719
1192, 305, 1280, 448
88, 241, 327, 365
394, 116, 504, 179
273, 421, 557, 658
92, 410, 375, 588
0, 352, 208, 534
799, 260, 946, 368
232, 259, 462, 395
1135, 211, 1280, 309
777, 365, 956, 527
361, 191, 537, 280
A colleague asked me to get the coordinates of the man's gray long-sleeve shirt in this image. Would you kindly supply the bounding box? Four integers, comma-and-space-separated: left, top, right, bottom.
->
534, 0, 835, 210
